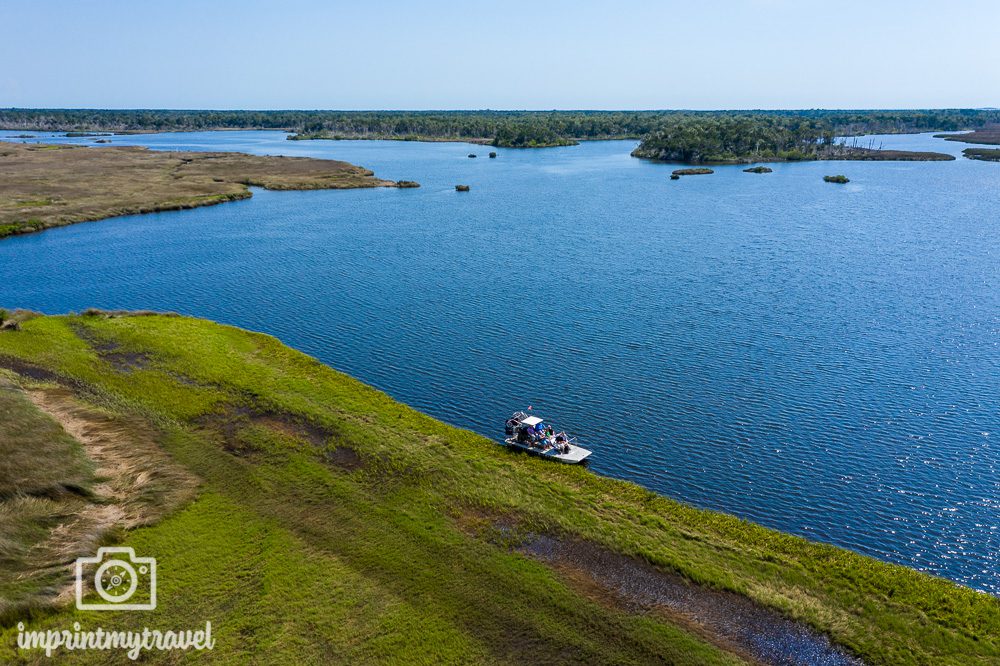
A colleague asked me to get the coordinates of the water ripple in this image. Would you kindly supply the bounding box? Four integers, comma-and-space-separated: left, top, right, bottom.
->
2, 130, 998, 594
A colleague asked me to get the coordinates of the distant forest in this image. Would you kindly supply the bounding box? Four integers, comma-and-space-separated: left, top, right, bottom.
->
0, 109, 671, 147
3, 108, 998, 156
629, 111, 996, 163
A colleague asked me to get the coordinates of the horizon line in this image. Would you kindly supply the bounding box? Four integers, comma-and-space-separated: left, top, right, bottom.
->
4, 106, 999, 113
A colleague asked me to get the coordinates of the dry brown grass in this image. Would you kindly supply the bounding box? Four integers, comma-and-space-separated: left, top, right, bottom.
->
25, 386, 198, 528
0, 142, 402, 238
935, 127, 1000, 145
0, 378, 198, 621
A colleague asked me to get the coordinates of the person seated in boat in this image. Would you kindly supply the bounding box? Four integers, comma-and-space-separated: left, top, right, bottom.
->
523, 425, 542, 447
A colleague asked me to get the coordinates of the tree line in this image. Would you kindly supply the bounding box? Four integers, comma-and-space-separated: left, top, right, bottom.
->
2, 108, 998, 153
630, 111, 999, 162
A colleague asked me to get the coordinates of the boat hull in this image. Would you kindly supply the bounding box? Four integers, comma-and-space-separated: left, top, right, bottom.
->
504, 438, 592, 464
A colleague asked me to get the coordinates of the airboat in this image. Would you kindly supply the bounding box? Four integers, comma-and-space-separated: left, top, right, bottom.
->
503, 411, 592, 464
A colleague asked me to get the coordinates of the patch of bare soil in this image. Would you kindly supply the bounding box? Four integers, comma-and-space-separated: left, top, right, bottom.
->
323, 446, 364, 471
69, 322, 151, 373
21, 387, 199, 606
0, 356, 61, 383
100, 350, 151, 373
518, 534, 864, 666
194, 402, 361, 470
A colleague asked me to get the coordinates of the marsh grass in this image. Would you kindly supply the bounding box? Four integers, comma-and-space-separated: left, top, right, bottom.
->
0, 381, 95, 622
0, 143, 405, 239
0, 370, 198, 632
963, 147, 1000, 162
935, 128, 1000, 145
0, 314, 996, 664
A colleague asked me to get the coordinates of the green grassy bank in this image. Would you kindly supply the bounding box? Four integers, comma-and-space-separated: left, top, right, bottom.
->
0, 313, 996, 664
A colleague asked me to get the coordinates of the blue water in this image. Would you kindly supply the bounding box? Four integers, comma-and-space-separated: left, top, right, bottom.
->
2, 130, 998, 593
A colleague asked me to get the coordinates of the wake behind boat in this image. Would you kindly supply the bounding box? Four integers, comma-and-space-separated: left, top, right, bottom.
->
503, 410, 592, 463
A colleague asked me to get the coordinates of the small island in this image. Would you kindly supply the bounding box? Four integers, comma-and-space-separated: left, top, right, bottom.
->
0, 142, 411, 239
672, 168, 714, 176
824, 175, 850, 183
455, 184, 470, 191
743, 166, 773, 173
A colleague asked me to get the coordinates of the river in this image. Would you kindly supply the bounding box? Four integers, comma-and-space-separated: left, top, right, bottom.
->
2, 129, 997, 593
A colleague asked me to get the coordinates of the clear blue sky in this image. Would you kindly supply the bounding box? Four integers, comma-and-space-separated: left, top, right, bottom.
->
4, 0, 998, 110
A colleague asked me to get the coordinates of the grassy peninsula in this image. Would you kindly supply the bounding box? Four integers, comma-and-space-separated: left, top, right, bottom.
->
934, 128, 1000, 145
934, 125, 1000, 161
0, 142, 409, 239
0, 311, 996, 664
962, 147, 1000, 162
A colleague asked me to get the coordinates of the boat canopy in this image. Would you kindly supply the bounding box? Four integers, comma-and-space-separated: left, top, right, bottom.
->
519, 415, 543, 427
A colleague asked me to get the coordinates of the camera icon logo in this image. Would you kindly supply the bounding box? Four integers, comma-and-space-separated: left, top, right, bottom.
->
75, 547, 157, 611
